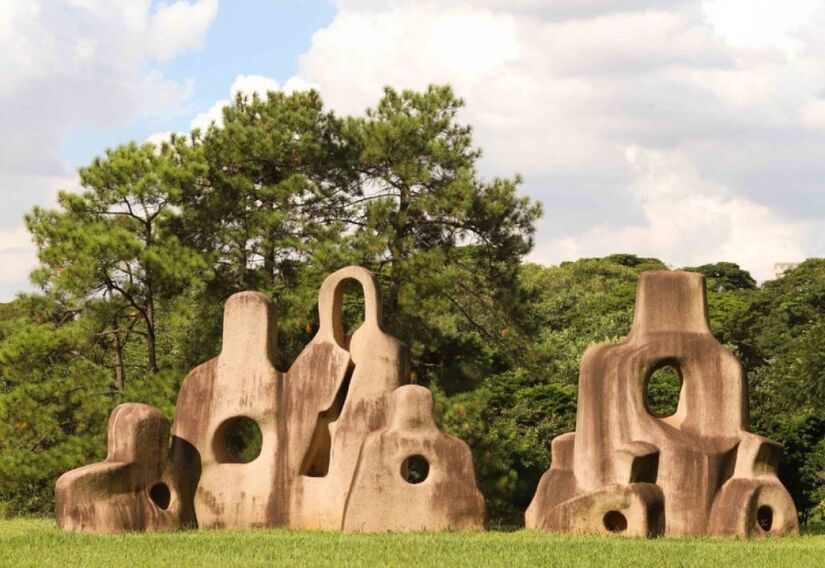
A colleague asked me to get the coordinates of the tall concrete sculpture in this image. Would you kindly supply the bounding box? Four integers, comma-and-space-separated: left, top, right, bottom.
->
526, 270, 799, 537
56, 266, 485, 533
290, 268, 410, 529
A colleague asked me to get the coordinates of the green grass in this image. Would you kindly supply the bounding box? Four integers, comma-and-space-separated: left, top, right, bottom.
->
1, 518, 824, 567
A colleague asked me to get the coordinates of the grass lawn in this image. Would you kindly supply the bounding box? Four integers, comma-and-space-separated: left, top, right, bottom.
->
1, 518, 823, 567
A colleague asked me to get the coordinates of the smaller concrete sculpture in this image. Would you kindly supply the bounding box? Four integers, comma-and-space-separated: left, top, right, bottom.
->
342, 385, 486, 532
56, 403, 190, 533
56, 266, 485, 533
526, 270, 799, 538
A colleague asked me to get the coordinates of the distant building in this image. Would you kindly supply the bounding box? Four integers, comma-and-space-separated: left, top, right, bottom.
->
774, 262, 800, 279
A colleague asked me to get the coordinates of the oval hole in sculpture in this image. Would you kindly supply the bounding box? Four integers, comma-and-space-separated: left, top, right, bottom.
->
757, 505, 773, 531
216, 416, 263, 463
149, 482, 171, 510
603, 510, 628, 533
645, 363, 682, 418
400, 455, 430, 484
340, 279, 366, 338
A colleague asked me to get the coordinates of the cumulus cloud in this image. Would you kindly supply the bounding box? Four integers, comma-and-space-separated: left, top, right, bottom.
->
538, 147, 807, 280
147, 0, 219, 61
703, 0, 820, 52
293, 0, 825, 280
0, 226, 39, 299
189, 74, 315, 131
0, 0, 217, 300
333, 0, 690, 20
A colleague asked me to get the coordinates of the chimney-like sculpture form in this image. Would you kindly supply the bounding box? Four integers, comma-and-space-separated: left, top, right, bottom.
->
56, 266, 485, 533
526, 271, 799, 537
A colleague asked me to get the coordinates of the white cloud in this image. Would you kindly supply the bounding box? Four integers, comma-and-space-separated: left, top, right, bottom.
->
534, 147, 807, 281
299, 5, 522, 116
0, 226, 37, 286
703, 0, 820, 52
333, 0, 689, 20
0, 172, 80, 300
801, 100, 825, 128
146, 131, 175, 146
0, 0, 218, 299
190, 99, 229, 131
147, 0, 219, 61
294, 0, 825, 280
188, 74, 315, 131
230, 74, 282, 98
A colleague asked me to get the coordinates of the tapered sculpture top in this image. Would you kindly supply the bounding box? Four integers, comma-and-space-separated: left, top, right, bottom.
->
631, 271, 711, 336
527, 270, 799, 538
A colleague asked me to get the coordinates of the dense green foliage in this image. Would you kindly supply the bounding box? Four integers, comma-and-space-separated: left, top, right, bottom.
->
1, 519, 824, 567
0, 85, 822, 529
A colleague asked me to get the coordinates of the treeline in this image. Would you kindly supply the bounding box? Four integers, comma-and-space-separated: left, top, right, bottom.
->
0, 86, 822, 524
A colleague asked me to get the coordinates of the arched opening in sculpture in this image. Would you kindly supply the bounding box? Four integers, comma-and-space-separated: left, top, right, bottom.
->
300, 275, 378, 478
645, 361, 682, 418
339, 279, 367, 338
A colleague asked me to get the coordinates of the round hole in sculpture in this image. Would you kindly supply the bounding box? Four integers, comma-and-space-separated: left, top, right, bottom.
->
757, 505, 773, 531
216, 416, 263, 463
603, 510, 628, 533
645, 363, 682, 418
149, 482, 171, 510
400, 455, 429, 484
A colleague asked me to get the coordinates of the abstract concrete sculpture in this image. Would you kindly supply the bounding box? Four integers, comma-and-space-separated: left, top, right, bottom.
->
526, 270, 799, 537
343, 385, 486, 532
56, 403, 192, 532
57, 266, 485, 533
291, 268, 413, 529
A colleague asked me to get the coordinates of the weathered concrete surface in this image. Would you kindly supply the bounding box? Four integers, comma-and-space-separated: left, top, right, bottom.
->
171, 291, 290, 528
526, 270, 799, 537
58, 266, 484, 533
342, 385, 486, 532
171, 281, 354, 529
291, 267, 409, 530
56, 403, 190, 532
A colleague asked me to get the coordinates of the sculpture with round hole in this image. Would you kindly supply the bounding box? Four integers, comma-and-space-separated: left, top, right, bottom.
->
526, 270, 799, 537
401, 455, 429, 484
342, 386, 486, 533
56, 266, 485, 533
213, 416, 263, 464
56, 403, 191, 532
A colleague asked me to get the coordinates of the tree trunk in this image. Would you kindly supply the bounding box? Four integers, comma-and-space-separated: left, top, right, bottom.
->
387, 246, 403, 326
143, 215, 159, 374
113, 324, 125, 390
145, 293, 158, 374
386, 186, 410, 327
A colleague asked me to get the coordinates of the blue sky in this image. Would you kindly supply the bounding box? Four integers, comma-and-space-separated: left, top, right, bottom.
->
2, 0, 825, 300
61, 1, 336, 168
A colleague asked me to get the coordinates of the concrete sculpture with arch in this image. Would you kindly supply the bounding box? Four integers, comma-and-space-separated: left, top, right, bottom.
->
526, 270, 799, 537
56, 266, 486, 533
